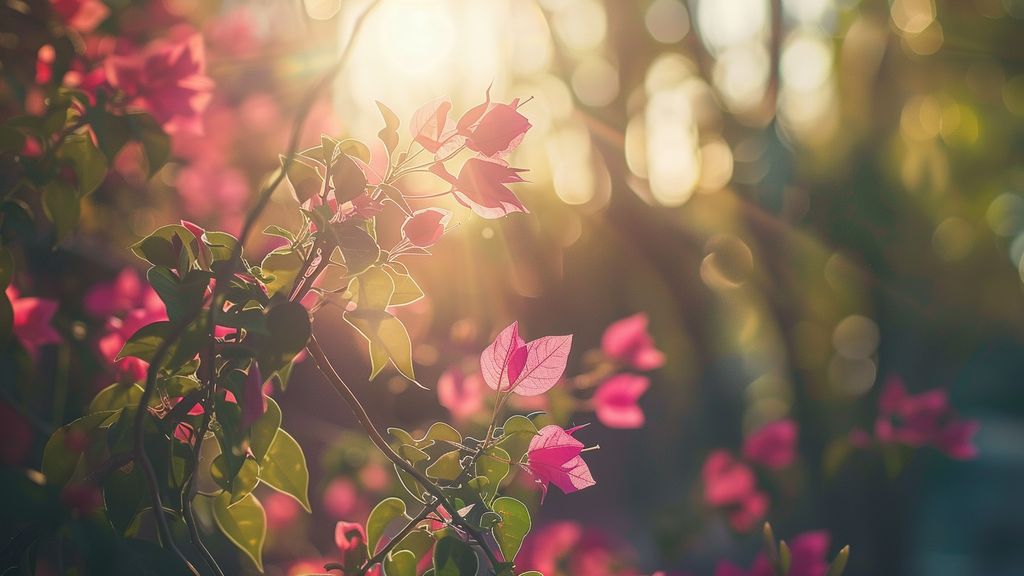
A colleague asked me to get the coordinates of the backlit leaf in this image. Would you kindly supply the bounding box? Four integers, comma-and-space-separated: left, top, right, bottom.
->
491, 497, 531, 564
258, 429, 311, 512
367, 497, 408, 554
211, 492, 266, 572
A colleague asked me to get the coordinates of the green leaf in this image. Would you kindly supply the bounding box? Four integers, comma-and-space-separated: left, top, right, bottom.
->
491, 497, 531, 564
126, 112, 170, 176
257, 301, 311, 377
349, 266, 395, 310
332, 222, 380, 277
826, 545, 850, 576
385, 265, 423, 307
339, 138, 371, 163
282, 153, 323, 204
258, 429, 311, 512
130, 224, 195, 268
390, 529, 434, 562
262, 225, 295, 243
41, 412, 114, 487
433, 535, 479, 576
0, 125, 26, 153
259, 248, 304, 297
376, 101, 400, 154
330, 151, 367, 205
519, 572, 544, 576
496, 415, 539, 464
425, 450, 463, 481
212, 455, 260, 505
147, 268, 210, 322
116, 321, 170, 363
367, 497, 408, 554
250, 397, 281, 463
476, 446, 511, 503
211, 492, 266, 572
42, 181, 79, 244
378, 183, 412, 215
344, 308, 415, 381
383, 549, 418, 576
89, 382, 144, 413
58, 134, 107, 195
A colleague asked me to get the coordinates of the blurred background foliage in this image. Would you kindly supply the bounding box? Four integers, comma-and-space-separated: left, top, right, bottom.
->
2, 0, 1024, 574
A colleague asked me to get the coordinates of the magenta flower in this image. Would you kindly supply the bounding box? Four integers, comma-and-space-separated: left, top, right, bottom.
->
701, 450, 768, 532
84, 268, 160, 320
410, 97, 456, 154
334, 520, 369, 569
431, 158, 528, 220
479, 321, 572, 396
525, 425, 596, 500
7, 286, 61, 360
867, 376, 979, 460
457, 92, 532, 158
401, 208, 450, 248
601, 313, 665, 371
592, 374, 649, 429
105, 27, 213, 134
436, 366, 485, 422
742, 419, 798, 470
51, 0, 109, 33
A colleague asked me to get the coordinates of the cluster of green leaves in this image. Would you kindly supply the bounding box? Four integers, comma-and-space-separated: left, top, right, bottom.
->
349, 415, 543, 576
274, 134, 425, 382
0, 87, 169, 343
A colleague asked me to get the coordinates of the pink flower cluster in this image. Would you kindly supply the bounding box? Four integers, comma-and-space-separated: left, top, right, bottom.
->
85, 268, 166, 382
518, 520, 643, 576
5, 286, 61, 360
591, 313, 665, 429
849, 376, 978, 460
702, 419, 798, 532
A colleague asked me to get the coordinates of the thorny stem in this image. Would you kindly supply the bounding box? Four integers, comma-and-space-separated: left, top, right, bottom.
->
130, 1, 383, 573
306, 335, 503, 569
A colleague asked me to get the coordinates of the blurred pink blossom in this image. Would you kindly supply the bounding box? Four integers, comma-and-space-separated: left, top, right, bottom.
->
6, 286, 61, 360
601, 313, 665, 371
702, 450, 768, 532
437, 366, 485, 422
457, 92, 531, 158
323, 477, 360, 519
742, 419, 798, 470
715, 531, 830, 576
105, 27, 213, 134
592, 373, 649, 429
263, 491, 301, 531
51, 0, 109, 33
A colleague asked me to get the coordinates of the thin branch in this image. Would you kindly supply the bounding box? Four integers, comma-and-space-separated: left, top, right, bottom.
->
357, 499, 438, 575
306, 335, 503, 568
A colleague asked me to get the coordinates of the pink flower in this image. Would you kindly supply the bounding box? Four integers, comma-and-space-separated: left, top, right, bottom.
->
96, 298, 167, 382
335, 520, 369, 569
431, 158, 528, 219
525, 424, 596, 500
51, 0, 109, 33
105, 27, 213, 134
742, 420, 798, 470
480, 321, 572, 396
84, 268, 159, 319
592, 374, 649, 429
437, 366, 485, 422
264, 491, 301, 530
457, 92, 532, 158
323, 477, 359, 519
402, 208, 450, 248
865, 376, 979, 460
6, 286, 61, 360
701, 450, 767, 532
410, 97, 457, 154
601, 314, 665, 371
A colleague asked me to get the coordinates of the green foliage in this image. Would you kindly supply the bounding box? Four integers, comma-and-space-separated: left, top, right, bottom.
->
211, 492, 266, 572
367, 497, 408, 554
491, 497, 531, 564
258, 429, 311, 512
383, 549, 418, 576
433, 535, 479, 576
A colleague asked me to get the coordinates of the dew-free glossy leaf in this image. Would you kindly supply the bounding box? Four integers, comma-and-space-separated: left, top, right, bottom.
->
491, 497, 531, 563
433, 534, 478, 576
258, 429, 311, 512
383, 549, 418, 576
212, 492, 266, 572
367, 497, 407, 554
